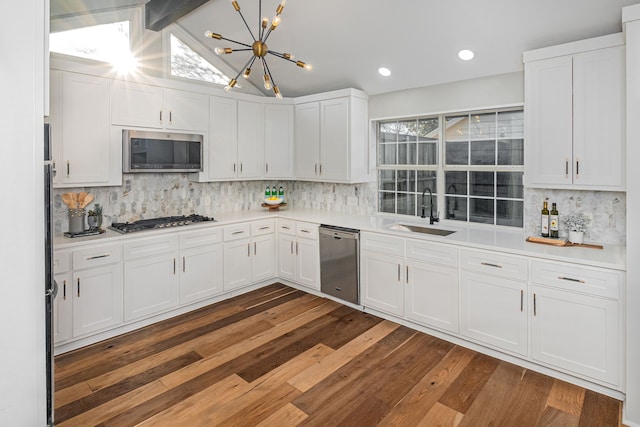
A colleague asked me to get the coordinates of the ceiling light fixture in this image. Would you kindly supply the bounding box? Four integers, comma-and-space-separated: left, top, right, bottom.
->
378, 67, 391, 77
458, 49, 474, 61
204, 0, 310, 99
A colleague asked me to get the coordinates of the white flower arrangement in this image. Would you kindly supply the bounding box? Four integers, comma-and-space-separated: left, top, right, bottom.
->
563, 212, 590, 232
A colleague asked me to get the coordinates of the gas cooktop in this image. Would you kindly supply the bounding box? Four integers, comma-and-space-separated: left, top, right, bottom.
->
109, 214, 216, 234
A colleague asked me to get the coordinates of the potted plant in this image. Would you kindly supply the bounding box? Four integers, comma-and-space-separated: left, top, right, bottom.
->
563, 212, 590, 244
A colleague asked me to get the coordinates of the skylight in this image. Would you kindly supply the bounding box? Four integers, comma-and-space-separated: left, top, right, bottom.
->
170, 34, 230, 85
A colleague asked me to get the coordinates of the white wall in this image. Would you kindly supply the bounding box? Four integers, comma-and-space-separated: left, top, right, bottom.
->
623, 5, 640, 426
0, 1, 47, 425
368, 71, 524, 119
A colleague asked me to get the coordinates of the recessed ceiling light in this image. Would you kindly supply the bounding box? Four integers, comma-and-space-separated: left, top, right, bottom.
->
378, 67, 391, 77
458, 49, 474, 61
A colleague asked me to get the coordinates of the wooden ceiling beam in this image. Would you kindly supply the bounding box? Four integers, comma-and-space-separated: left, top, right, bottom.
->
145, 0, 210, 31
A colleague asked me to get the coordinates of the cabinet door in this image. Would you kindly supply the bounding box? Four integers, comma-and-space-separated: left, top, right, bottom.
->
320, 97, 350, 181
223, 238, 252, 291
297, 237, 320, 290
277, 234, 297, 282
111, 80, 164, 128
179, 244, 223, 305
460, 271, 527, 356
264, 104, 294, 178
164, 88, 209, 132
252, 234, 275, 282
72, 264, 123, 336
405, 261, 459, 334
209, 96, 238, 180
531, 286, 620, 386
294, 102, 320, 179
361, 251, 404, 316
124, 253, 178, 321
237, 100, 264, 179
524, 56, 573, 186
59, 72, 112, 185
573, 46, 624, 187
53, 273, 73, 344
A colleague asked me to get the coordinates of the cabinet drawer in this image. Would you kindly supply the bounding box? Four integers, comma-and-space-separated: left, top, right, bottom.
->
123, 235, 179, 260
73, 243, 122, 270
460, 249, 527, 281
179, 227, 222, 249
361, 232, 404, 256
251, 219, 275, 236
530, 260, 622, 299
405, 239, 458, 267
54, 250, 71, 274
224, 223, 251, 241
277, 219, 296, 236
296, 222, 318, 240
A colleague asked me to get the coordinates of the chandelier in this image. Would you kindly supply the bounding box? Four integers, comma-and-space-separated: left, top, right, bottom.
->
204, 0, 311, 98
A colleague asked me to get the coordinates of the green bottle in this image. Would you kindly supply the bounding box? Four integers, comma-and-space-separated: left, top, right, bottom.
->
550, 203, 559, 238
278, 186, 284, 202
265, 185, 271, 198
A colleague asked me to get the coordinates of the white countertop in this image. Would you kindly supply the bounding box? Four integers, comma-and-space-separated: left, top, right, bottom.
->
54, 208, 626, 271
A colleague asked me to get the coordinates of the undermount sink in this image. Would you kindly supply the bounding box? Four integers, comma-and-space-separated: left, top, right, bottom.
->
387, 223, 457, 236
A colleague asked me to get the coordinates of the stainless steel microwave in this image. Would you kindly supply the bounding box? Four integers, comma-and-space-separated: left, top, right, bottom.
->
123, 130, 203, 173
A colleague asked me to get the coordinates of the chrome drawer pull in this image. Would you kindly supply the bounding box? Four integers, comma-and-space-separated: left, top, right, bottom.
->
87, 254, 110, 260
481, 261, 502, 269
558, 276, 586, 284
231, 230, 245, 235
259, 226, 270, 230
281, 226, 291, 230
300, 229, 310, 233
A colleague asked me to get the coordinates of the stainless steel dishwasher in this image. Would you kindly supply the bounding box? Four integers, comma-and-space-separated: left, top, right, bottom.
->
319, 224, 360, 304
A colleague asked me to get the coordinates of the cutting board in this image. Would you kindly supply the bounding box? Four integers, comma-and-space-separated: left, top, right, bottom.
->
526, 236, 603, 250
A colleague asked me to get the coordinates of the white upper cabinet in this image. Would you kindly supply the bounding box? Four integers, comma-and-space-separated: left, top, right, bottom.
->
264, 104, 294, 178
111, 80, 209, 132
524, 34, 625, 190
50, 70, 121, 187
294, 89, 370, 183
236, 100, 264, 179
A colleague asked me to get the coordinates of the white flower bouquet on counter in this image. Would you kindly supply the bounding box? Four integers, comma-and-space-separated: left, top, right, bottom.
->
563, 212, 590, 232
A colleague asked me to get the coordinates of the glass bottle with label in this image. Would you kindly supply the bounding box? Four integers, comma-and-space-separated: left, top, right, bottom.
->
265, 185, 271, 199
541, 201, 549, 237
549, 203, 559, 238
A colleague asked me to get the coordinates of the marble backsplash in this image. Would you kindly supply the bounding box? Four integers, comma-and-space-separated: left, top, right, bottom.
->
53, 175, 626, 245
52, 174, 377, 234
524, 188, 626, 245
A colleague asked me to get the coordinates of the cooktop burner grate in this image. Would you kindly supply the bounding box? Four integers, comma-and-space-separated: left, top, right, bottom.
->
109, 214, 216, 234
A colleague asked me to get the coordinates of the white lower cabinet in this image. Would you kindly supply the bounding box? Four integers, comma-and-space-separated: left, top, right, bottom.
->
276, 220, 320, 290
361, 250, 405, 316
529, 260, 623, 386
459, 248, 528, 356
460, 271, 528, 356
223, 221, 275, 292
124, 252, 179, 322
53, 244, 123, 344
179, 244, 223, 305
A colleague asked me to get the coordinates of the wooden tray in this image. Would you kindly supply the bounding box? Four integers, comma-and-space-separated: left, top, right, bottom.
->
526, 236, 603, 250
261, 202, 287, 211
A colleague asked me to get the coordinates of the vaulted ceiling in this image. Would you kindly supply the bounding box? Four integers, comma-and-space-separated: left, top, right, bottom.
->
52, 0, 639, 97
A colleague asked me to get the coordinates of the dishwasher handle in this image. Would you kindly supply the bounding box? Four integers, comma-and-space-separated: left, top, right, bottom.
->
319, 225, 359, 240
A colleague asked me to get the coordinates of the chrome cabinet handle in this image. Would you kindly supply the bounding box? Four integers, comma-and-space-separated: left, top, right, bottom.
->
86, 254, 110, 260
314, 164, 318, 174
290, 241, 294, 254
66, 161, 70, 177
77, 278, 80, 297
233, 163, 236, 172
281, 226, 291, 230
173, 258, 176, 275
406, 265, 409, 284
240, 163, 243, 173
159, 110, 162, 122
183, 256, 186, 272
397, 264, 401, 281
319, 163, 323, 174
533, 293, 537, 316
169, 111, 172, 124
300, 229, 310, 234
565, 159, 569, 177
63, 280, 66, 300
265, 163, 269, 173
259, 226, 270, 230
296, 242, 299, 255
481, 262, 502, 269
254, 242, 257, 255
558, 275, 586, 284
247, 243, 251, 257
231, 230, 245, 235
576, 160, 579, 176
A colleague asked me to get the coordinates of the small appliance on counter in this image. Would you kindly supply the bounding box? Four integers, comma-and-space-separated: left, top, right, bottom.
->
109, 214, 215, 234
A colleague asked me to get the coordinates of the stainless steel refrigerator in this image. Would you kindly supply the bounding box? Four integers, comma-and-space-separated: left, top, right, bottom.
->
44, 123, 56, 426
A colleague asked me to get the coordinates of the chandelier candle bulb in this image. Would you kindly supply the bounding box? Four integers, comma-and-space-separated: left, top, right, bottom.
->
276, 0, 286, 15
231, 0, 240, 12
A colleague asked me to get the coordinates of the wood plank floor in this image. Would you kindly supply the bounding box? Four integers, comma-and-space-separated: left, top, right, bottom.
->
55, 283, 623, 426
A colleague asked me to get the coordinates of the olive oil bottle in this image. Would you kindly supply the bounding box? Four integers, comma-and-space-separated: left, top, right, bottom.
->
549, 203, 559, 238
541, 201, 549, 237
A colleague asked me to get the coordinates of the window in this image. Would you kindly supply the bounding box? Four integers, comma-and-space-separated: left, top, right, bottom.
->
377, 109, 524, 228
170, 34, 230, 85
50, 21, 134, 70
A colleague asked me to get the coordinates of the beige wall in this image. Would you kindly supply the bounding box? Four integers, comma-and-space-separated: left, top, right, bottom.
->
368, 71, 524, 119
